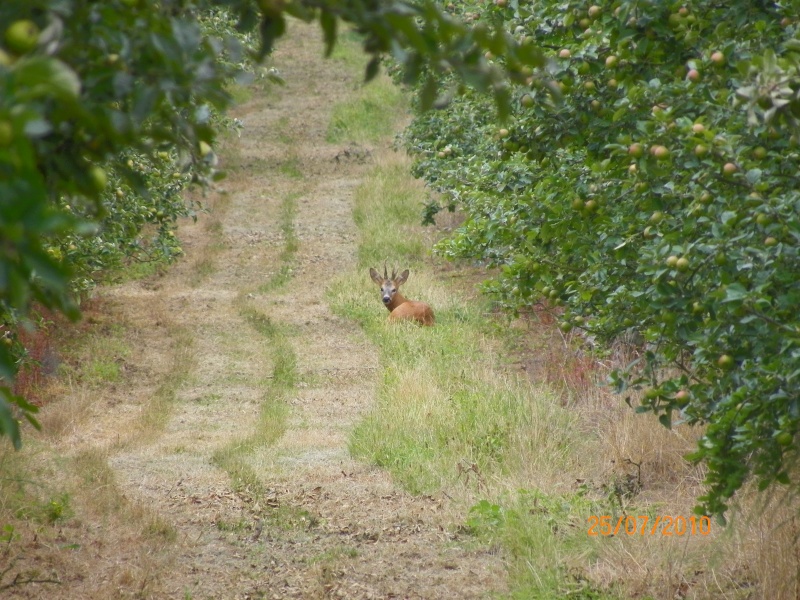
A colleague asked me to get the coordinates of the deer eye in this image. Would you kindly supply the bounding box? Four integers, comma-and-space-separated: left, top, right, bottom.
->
391, 288, 396, 293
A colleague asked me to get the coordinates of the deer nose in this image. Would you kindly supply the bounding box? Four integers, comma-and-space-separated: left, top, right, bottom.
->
382, 296, 391, 304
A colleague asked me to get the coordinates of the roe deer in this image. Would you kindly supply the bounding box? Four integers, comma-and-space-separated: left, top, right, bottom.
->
369, 265, 435, 326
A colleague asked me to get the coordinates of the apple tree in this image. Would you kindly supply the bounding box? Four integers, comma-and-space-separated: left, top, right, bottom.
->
403, 0, 800, 518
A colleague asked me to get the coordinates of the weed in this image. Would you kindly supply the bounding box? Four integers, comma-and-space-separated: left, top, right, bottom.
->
307, 546, 359, 565
214, 518, 249, 533
144, 515, 178, 542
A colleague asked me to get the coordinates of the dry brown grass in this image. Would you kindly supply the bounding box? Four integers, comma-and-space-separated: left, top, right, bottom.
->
494, 298, 800, 598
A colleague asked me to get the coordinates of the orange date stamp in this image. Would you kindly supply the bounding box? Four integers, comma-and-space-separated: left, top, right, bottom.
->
587, 515, 712, 537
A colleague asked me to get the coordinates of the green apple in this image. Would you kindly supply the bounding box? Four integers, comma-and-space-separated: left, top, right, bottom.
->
88, 165, 108, 192
628, 143, 644, 158
0, 120, 13, 146
718, 354, 734, 370
4, 20, 39, 55
652, 145, 670, 160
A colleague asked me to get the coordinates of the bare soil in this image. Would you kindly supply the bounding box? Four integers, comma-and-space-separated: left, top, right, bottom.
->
5, 21, 507, 599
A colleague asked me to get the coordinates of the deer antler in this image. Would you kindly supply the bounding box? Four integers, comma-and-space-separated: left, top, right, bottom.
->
383, 261, 388, 280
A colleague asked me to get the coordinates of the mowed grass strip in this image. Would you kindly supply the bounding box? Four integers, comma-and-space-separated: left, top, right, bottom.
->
210, 300, 295, 502
210, 187, 298, 502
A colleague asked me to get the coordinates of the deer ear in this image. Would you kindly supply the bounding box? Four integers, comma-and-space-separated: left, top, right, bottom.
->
396, 270, 409, 285
369, 268, 383, 284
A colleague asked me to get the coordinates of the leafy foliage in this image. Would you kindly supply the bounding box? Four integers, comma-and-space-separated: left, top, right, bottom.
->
0, 0, 247, 448
403, 0, 800, 517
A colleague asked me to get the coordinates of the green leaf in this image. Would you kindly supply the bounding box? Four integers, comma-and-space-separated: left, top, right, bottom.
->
258, 14, 286, 58
722, 283, 748, 303
0, 391, 22, 450
419, 75, 438, 111
12, 58, 81, 101
365, 56, 381, 83
320, 10, 337, 58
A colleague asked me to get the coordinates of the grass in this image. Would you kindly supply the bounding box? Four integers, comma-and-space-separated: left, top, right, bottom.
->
278, 155, 304, 178
210, 188, 298, 509
352, 160, 429, 266
210, 296, 295, 509
259, 191, 300, 293
325, 46, 407, 144
187, 153, 234, 287
137, 327, 195, 437
306, 545, 359, 565
0, 442, 181, 596
57, 321, 130, 386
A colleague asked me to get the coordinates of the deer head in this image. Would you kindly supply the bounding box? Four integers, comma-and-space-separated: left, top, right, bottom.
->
369, 264, 409, 308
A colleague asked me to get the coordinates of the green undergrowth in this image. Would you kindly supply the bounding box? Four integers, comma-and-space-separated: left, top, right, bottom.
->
326, 148, 617, 597
326, 41, 407, 144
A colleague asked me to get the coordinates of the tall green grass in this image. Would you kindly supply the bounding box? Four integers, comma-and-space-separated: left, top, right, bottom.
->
325, 44, 407, 144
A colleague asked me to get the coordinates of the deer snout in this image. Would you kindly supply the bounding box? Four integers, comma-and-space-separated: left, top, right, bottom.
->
382, 295, 391, 304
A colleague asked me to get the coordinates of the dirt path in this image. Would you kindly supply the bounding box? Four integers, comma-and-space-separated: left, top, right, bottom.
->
33, 21, 506, 599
